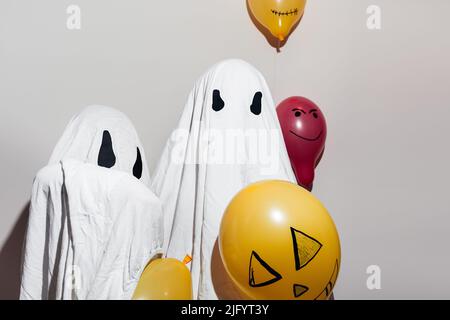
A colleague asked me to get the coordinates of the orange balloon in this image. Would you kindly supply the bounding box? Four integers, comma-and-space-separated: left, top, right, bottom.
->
132, 258, 192, 300
248, 0, 307, 42
219, 180, 340, 300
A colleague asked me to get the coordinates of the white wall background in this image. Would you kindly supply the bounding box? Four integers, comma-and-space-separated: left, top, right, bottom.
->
1, 0, 450, 299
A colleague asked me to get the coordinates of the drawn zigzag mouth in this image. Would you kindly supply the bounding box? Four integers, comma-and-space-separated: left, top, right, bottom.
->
271, 8, 299, 16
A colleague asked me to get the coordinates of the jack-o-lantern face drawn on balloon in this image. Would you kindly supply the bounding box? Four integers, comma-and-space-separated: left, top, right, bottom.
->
219, 180, 340, 300
248, 227, 338, 299
277, 97, 327, 191
247, 0, 307, 43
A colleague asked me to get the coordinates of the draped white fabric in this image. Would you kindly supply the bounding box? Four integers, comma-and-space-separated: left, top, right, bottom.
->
20, 105, 163, 299
151, 59, 296, 299
49, 105, 151, 186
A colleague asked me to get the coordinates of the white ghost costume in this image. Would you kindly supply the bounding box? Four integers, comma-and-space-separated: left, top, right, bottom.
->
20, 105, 163, 300
151, 59, 296, 300
48, 105, 151, 186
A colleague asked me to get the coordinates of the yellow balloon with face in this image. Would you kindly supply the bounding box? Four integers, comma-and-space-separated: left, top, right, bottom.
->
219, 180, 340, 300
247, 0, 307, 42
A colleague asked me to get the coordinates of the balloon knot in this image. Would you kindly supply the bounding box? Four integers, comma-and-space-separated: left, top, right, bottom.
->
183, 255, 192, 265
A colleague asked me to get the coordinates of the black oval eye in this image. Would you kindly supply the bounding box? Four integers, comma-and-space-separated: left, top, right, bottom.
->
312, 112, 318, 119
133, 147, 143, 179
98, 130, 116, 168
295, 111, 302, 117
250, 91, 262, 115
212, 89, 225, 112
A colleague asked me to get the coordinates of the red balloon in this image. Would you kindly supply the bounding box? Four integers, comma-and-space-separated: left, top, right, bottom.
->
277, 96, 327, 191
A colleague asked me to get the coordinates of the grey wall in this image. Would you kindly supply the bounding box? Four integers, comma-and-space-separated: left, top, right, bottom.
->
1, 0, 450, 299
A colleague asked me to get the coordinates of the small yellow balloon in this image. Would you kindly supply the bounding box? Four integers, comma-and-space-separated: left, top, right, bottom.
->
219, 180, 340, 300
247, 0, 307, 42
132, 258, 192, 300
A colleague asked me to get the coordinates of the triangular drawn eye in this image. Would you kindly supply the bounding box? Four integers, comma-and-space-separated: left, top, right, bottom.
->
212, 89, 225, 112
133, 147, 143, 179
249, 251, 282, 287
291, 227, 322, 271
250, 91, 262, 115
98, 130, 116, 168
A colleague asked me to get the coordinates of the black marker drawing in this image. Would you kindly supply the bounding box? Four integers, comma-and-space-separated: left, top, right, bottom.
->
290, 227, 322, 271
249, 250, 282, 287
271, 8, 299, 17
314, 259, 339, 300
293, 284, 309, 298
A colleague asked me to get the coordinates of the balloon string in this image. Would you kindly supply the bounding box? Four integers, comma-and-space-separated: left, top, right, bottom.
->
273, 46, 279, 103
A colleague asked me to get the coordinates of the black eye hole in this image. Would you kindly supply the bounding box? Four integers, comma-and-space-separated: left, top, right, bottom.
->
250, 91, 262, 115
98, 130, 116, 168
212, 89, 225, 112
133, 147, 143, 179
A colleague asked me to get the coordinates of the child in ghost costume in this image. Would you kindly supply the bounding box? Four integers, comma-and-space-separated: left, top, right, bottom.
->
20, 105, 163, 300
151, 59, 297, 300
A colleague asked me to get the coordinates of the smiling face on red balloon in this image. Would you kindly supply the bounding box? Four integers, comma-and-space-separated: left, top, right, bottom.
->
277, 97, 327, 191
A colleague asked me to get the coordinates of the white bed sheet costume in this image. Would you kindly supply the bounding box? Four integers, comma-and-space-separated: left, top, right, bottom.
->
151, 59, 296, 299
20, 105, 163, 300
